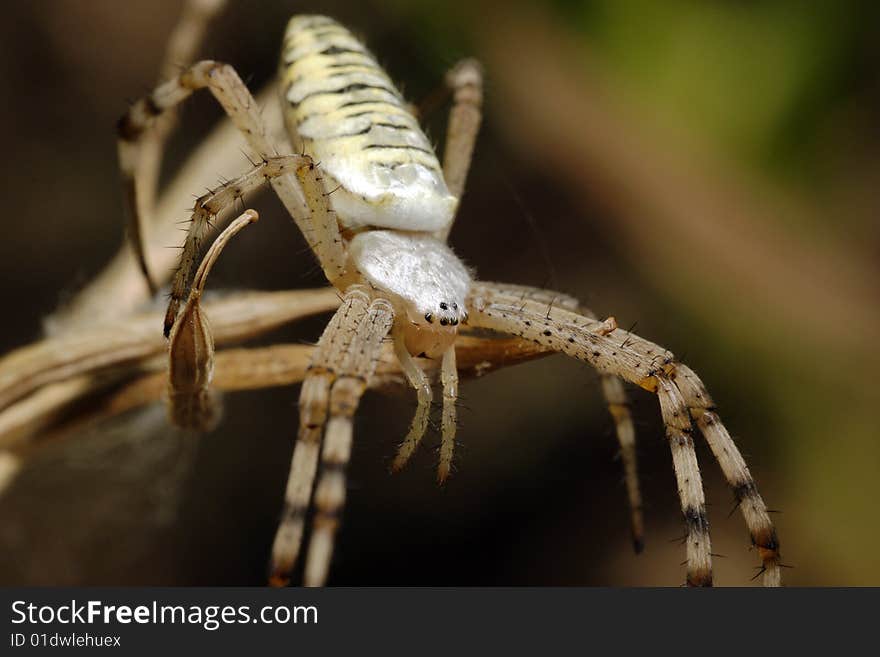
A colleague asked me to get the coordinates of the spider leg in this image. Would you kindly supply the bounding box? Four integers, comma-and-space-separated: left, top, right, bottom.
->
673, 364, 781, 586
656, 376, 713, 586
438, 346, 459, 484
132, 0, 227, 292
598, 373, 643, 552
437, 59, 483, 241
304, 296, 394, 586
117, 60, 345, 308
269, 288, 367, 586
467, 281, 580, 311
389, 334, 433, 474
467, 281, 780, 586
581, 319, 779, 583
575, 303, 644, 554
473, 282, 644, 552
159, 153, 334, 336
269, 286, 393, 586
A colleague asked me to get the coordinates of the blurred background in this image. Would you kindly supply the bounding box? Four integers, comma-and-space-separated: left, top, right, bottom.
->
0, 0, 878, 585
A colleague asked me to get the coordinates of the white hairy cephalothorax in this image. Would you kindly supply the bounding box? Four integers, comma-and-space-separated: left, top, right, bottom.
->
113, 4, 781, 587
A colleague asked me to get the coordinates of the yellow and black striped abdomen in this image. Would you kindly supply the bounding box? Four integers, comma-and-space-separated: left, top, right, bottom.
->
280, 15, 457, 232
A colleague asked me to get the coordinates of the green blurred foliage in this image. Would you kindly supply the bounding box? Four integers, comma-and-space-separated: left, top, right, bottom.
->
557, 1, 872, 184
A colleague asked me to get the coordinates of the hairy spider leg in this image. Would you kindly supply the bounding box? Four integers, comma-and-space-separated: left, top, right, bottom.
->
270, 286, 393, 586
303, 294, 394, 586
448, 282, 645, 551
117, 60, 346, 328
466, 281, 781, 586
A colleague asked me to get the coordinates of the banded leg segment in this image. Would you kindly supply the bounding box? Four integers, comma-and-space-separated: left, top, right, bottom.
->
466, 291, 709, 584
118, 60, 345, 315
657, 377, 713, 586
304, 297, 394, 586
674, 365, 781, 586
470, 282, 644, 553
466, 281, 780, 586
269, 286, 372, 586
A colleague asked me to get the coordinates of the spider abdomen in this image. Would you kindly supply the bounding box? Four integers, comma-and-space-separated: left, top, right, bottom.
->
281, 15, 457, 233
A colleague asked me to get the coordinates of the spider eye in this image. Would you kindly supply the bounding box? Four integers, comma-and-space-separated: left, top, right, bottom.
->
424, 312, 433, 323
439, 302, 448, 310
439, 318, 448, 326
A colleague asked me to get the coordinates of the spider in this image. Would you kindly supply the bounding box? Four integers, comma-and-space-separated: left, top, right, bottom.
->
116, 7, 781, 587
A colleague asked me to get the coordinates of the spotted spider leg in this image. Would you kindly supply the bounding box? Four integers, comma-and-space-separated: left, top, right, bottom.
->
116, 59, 346, 334
270, 285, 394, 586
467, 281, 781, 586
467, 284, 712, 584
465, 282, 644, 551
541, 293, 775, 579
573, 319, 642, 552
581, 328, 777, 583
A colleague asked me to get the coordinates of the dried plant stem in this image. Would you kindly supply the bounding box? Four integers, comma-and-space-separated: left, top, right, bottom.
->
0, 333, 549, 496
0, 288, 340, 413
166, 209, 260, 430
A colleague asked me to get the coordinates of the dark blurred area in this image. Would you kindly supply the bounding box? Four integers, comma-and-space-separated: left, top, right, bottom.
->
0, 0, 878, 585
